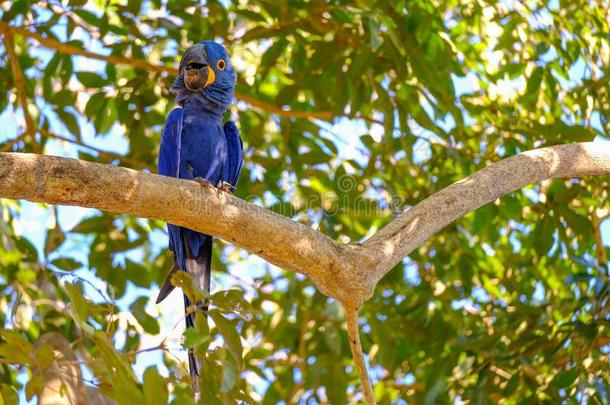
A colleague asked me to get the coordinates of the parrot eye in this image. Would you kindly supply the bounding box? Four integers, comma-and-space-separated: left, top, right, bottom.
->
217, 59, 226, 71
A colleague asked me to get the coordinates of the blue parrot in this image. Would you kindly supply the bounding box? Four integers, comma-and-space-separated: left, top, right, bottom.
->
156, 41, 243, 380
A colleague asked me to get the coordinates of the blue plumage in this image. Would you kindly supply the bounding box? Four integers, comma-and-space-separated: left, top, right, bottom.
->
223, 121, 244, 186
156, 41, 243, 380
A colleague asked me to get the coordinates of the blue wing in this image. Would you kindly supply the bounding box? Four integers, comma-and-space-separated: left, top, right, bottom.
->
223, 121, 244, 187
158, 108, 183, 178
157, 108, 185, 270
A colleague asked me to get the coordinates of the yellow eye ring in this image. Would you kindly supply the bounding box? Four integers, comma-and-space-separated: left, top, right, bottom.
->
217, 59, 226, 71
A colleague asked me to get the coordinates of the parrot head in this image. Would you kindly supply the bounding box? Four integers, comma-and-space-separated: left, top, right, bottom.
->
172, 41, 236, 112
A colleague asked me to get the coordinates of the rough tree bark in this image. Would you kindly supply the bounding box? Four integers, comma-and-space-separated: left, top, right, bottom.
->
1, 142, 610, 404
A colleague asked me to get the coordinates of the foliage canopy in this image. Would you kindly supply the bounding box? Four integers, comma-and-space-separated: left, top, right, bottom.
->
0, 0, 608, 403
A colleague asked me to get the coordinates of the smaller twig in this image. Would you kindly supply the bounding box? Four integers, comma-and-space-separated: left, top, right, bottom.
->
30, 298, 66, 311
489, 365, 511, 379
290, 312, 310, 402
238, 92, 333, 121
591, 211, 607, 266
50, 268, 113, 308
345, 307, 376, 405
132, 339, 167, 356
51, 366, 102, 388
0, 132, 28, 152
0, 22, 335, 122
2, 30, 39, 152
40, 129, 151, 170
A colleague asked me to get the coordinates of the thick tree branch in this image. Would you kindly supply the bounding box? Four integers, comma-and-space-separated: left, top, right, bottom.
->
1, 143, 610, 308
0, 22, 334, 122
364, 142, 610, 282
0, 152, 374, 306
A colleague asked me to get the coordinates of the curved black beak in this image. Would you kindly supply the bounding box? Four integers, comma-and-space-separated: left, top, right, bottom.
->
179, 43, 215, 91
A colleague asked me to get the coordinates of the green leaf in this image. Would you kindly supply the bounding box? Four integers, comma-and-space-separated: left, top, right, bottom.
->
76, 72, 108, 88
220, 358, 238, 393
143, 367, 168, 405
262, 383, 280, 405
50, 257, 82, 271
129, 297, 160, 335
54, 107, 80, 138
183, 328, 210, 349
368, 17, 384, 51
113, 380, 145, 405
211, 289, 249, 312
74, 9, 101, 26
85, 92, 107, 120
170, 272, 206, 303
4, 0, 29, 20
16, 268, 37, 285
550, 368, 579, 389
0, 330, 32, 365
1, 384, 19, 405
35, 344, 55, 369
126, 0, 143, 14
92, 331, 137, 385
44, 225, 65, 257
209, 311, 243, 368
533, 214, 555, 256
70, 214, 113, 233
566, 272, 594, 284
25, 373, 44, 401
124, 259, 150, 288
64, 282, 91, 327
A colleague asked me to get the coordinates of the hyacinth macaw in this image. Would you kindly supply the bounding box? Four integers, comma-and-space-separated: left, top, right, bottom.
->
156, 41, 243, 379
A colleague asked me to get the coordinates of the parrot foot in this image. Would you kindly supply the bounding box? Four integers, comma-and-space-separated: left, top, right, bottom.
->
192, 177, 213, 188
193, 178, 234, 193
217, 181, 234, 192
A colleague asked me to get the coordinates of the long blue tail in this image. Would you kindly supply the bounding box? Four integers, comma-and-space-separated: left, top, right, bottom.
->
156, 233, 212, 379
183, 235, 212, 378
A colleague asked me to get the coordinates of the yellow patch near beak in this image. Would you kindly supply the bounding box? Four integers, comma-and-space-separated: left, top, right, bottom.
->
205, 67, 215, 87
